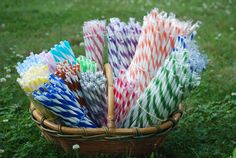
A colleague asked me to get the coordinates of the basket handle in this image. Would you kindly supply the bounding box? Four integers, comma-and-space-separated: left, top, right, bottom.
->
104, 63, 115, 128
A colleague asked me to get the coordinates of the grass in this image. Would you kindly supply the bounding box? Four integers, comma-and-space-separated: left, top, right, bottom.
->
0, 0, 235, 157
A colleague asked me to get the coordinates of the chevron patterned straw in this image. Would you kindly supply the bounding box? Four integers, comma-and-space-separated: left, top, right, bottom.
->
107, 18, 141, 77
55, 60, 86, 106
80, 71, 107, 127
121, 51, 201, 128
83, 20, 106, 70
50, 40, 76, 65
32, 74, 96, 128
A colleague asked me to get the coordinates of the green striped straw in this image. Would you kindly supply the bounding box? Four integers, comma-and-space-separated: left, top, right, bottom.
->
76, 55, 97, 73
121, 51, 200, 128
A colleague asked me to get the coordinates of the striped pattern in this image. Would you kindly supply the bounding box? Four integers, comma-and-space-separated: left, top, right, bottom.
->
32, 74, 96, 128
107, 18, 141, 77
126, 8, 200, 91
16, 51, 56, 76
44, 52, 57, 73
17, 64, 50, 93
55, 60, 86, 106
114, 69, 139, 127
121, 51, 200, 128
76, 56, 97, 73
50, 40, 76, 65
83, 20, 106, 70
173, 34, 207, 74
80, 71, 107, 127
114, 8, 200, 126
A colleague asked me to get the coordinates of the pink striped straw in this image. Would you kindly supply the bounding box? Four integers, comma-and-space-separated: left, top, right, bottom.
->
126, 8, 199, 92
114, 8, 200, 126
114, 69, 139, 127
83, 20, 106, 70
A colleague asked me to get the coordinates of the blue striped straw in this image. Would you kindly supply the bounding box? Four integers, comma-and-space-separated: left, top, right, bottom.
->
50, 40, 76, 65
173, 32, 207, 74
32, 74, 96, 128
16, 51, 56, 76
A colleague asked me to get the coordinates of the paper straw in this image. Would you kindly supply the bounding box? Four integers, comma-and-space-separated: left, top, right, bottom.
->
126, 8, 200, 90
83, 20, 106, 70
113, 69, 139, 127
55, 60, 86, 106
173, 34, 207, 74
16, 52, 56, 118
43, 52, 57, 72
121, 51, 201, 128
50, 40, 76, 65
17, 64, 50, 93
76, 55, 97, 73
107, 18, 141, 77
16, 51, 56, 76
32, 74, 96, 128
35, 51, 57, 73
114, 8, 200, 124
80, 71, 107, 127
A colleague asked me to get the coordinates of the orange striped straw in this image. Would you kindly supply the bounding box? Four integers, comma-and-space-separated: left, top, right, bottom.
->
114, 8, 200, 126
55, 61, 86, 106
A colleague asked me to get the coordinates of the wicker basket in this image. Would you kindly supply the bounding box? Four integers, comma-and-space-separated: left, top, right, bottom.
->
29, 63, 183, 156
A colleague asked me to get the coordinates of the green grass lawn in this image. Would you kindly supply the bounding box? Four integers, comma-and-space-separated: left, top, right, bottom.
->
0, 0, 236, 157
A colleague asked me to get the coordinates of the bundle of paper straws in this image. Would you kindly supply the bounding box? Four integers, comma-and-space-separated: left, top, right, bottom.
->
16, 8, 207, 129
16, 40, 108, 128
114, 8, 206, 127
107, 18, 141, 77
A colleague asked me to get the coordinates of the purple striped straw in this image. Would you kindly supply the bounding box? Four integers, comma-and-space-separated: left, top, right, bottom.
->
107, 18, 141, 78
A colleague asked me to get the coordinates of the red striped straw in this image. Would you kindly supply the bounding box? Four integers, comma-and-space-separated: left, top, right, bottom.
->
114, 69, 139, 127
114, 8, 200, 126
55, 61, 86, 106
126, 8, 199, 93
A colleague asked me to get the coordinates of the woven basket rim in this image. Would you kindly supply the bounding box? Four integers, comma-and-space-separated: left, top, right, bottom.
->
29, 63, 183, 137
30, 103, 182, 136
